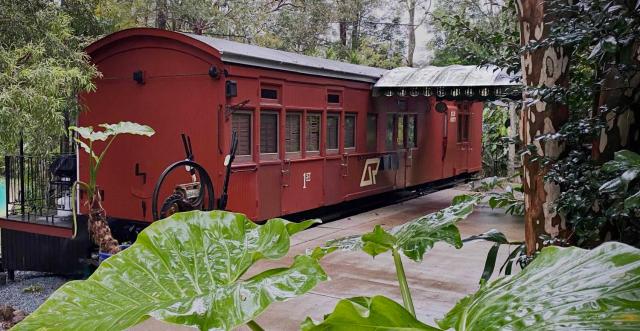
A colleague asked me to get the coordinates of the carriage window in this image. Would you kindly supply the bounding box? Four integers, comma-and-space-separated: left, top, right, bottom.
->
285, 113, 301, 152
232, 112, 252, 156
326, 113, 339, 150
327, 93, 340, 104
261, 88, 278, 100
457, 103, 470, 142
345, 114, 356, 149
396, 115, 405, 148
385, 114, 395, 150
306, 113, 321, 152
260, 112, 278, 154
407, 114, 417, 148
366, 114, 377, 152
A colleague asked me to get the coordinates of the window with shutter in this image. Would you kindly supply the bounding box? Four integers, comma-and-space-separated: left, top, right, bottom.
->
457, 102, 470, 142
326, 113, 339, 150
366, 114, 377, 152
385, 114, 395, 151
407, 114, 417, 148
306, 113, 321, 152
260, 112, 278, 154
396, 115, 405, 148
345, 114, 356, 149
285, 113, 301, 153
232, 112, 252, 156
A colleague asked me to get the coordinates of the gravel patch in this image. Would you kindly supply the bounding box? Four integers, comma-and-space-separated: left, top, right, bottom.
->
0, 271, 69, 313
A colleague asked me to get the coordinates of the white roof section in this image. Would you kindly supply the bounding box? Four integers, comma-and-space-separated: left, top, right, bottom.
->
375, 65, 518, 88
185, 33, 387, 83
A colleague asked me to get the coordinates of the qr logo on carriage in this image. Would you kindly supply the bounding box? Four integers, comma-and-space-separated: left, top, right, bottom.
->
360, 158, 380, 187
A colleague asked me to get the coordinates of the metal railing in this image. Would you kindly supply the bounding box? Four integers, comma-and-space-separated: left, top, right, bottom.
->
4, 154, 76, 223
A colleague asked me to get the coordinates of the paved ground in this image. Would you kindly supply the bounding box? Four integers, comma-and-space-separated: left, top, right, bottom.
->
133, 187, 524, 330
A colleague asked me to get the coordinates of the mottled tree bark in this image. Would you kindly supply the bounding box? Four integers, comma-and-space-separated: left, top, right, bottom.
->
516, 0, 570, 254
594, 42, 640, 161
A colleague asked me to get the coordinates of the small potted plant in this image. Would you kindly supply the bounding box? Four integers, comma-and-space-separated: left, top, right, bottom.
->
70, 122, 154, 259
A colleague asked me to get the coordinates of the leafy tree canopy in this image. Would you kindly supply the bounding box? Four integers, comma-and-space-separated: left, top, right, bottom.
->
0, 0, 99, 156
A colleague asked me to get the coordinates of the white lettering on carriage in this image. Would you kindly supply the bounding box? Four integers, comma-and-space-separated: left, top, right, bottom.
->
360, 158, 380, 187
303, 172, 311, 189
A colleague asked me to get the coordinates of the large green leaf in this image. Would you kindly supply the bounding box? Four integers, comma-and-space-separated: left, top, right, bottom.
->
301, 296, 440, 331
69, 121, 155, 143
439, 242, 640, 331
100, 121, 155, 137
625, 190, 640, 209
14, 211, 325, 331
327, 194, 481, 262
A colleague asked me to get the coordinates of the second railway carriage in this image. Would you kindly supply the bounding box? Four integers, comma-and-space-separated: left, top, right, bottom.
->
80, 28, 514, 224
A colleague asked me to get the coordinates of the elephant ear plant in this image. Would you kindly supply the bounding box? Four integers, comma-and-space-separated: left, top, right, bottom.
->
69, 121, 154, 254
326, 194, 483, 317
304, 242, 640, 330
13, 211, 330, 331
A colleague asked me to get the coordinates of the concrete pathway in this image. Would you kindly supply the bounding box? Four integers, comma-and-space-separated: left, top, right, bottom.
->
133, 188, 524, 330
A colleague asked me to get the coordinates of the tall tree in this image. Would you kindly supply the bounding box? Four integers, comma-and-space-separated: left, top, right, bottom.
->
400, 0, 430, 67
516, 0, 570, 254
0, 0, 98, 156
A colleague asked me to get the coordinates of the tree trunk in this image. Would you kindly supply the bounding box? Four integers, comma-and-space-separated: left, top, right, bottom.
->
516, 0, 570, 255
89, 190, 120, 254
339, 21, 348, 46
407, 0, 416, 67
594, 42, 640, 160
156, 0, 167, 30
351, 13, 360, 50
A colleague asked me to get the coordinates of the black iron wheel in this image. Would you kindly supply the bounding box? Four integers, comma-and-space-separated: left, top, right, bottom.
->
152, 160, 214, 221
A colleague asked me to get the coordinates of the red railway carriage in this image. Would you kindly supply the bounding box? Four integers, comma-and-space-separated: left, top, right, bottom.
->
0, 27, 516, 276
79, 28, 512, 224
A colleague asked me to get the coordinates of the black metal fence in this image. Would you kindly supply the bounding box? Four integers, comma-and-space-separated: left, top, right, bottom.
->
4, 154, 76, 222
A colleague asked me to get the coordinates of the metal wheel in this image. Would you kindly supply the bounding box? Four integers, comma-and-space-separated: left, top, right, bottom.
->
152, 160, 214, 221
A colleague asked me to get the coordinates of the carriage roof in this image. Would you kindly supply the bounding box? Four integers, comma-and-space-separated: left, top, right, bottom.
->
185, 33, 387, 83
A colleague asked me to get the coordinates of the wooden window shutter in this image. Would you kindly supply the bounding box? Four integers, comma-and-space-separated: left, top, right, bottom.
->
285, 113, 301, 152
385, 114, 395, 151
306, 113, 321, 151
326, 114, 339, 150
345, 114, 356, 148
407, 114, 417, 148
396, 115, 405, 148
366, 114, 377, 152
260, 113, 278, 153
232, 113, 252, 155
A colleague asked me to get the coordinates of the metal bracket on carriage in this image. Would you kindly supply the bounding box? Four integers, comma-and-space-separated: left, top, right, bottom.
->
224, 99, 251, 119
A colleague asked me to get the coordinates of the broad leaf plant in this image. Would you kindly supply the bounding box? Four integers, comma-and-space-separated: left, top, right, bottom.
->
14, 211, 328, 331
70, 121, 154, 254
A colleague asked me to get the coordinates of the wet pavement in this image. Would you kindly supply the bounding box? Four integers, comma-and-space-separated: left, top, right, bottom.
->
133, 187, 524, 330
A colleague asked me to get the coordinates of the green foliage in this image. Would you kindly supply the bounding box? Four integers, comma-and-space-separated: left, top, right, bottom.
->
14, 211, 326, 331
463, 229, 527, 283
326, 194, 482, 316
439, 242, 640, 330
306, 242, 640, 331
301, 296, 439, 331
487, 184, 524, 216
0, 0, 99, 156
481, 105, 511, 177
327, 194, 482, 262
69, 122, 154, 237
428, 0, 520, 72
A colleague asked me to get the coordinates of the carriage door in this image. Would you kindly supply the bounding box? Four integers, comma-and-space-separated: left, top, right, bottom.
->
404, 114, 418, 187
455, 102, 471, 174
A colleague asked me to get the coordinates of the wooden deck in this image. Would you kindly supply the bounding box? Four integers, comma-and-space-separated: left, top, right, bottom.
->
132, 187, 525, 330
0, 212, 74, 238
